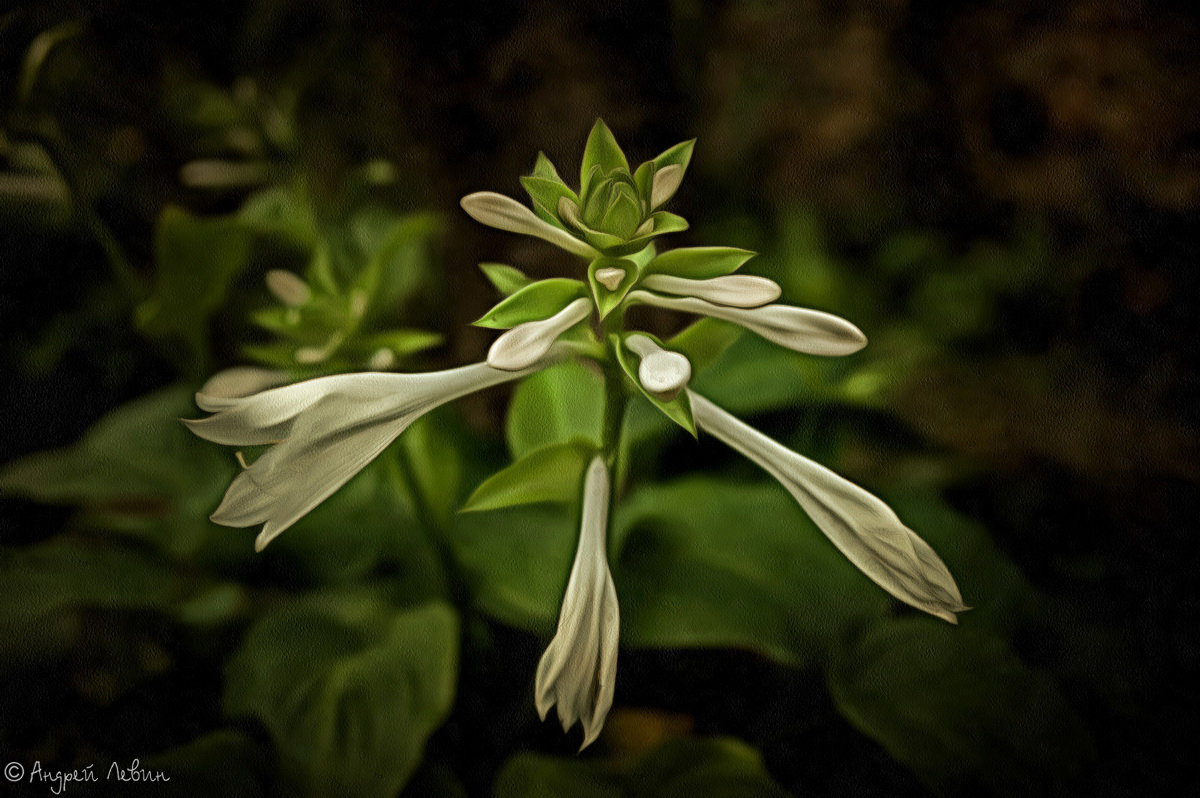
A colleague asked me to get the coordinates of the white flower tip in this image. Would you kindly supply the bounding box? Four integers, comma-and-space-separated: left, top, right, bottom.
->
638, 350, 691, 402
641, 274, 781, 308
487, 298, 592, 371
461, 191, 598, 258
264, 269, 311, 307
594, 267, 626, 291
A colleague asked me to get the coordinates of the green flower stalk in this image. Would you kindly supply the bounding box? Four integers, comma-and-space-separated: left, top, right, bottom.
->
187, 119, 966, 748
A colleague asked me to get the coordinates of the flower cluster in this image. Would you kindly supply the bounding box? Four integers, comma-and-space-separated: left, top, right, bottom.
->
187, 120, 965, 749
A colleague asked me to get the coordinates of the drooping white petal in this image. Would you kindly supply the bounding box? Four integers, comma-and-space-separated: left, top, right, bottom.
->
626, 290, 867, 356
650, 164, 684, 208
641, 274, 781, 308
690, 392, 967, 622
461, 192, 599, 258
625, 334, 691, 401
534, 456, 619, 750
189, 359, 556, 547
487, 298, 593, 371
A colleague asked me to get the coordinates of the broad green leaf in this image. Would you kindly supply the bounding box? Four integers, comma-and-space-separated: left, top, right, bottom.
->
688, 334, 841, 415
667, 318, 743, 373
612, 478, 886, 666
612, 334, 697, 437
0, 536, 240, 668
828, 618, 1093, 795
505, 360, 605, 459
399, 411, 466, 530
0, 386, 243, 562
645, 247, 756, 279
494, 737, 791, 798
479, 262, 533, 296
460, 439, 596, 513
588, 256, 638, 318
580, 119, 629, 191
141, 731, 271, 798
447, 505, 576, 632
474, 279, 589, 329
138, 205, 254, 368
224, 596, 458, 798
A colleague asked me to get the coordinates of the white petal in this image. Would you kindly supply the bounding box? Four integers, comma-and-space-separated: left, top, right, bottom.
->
626, 334, 691, 401
264, 269, 311, 307
690, 392, 967, 622
487, 298, 593, 371
641, 274, 781, 308
650, 164, 684, 208
627, 291, 867, 356
197, 367, 289, 408
594, 266, 626, 291
461, 192, 598, 258
534, 456, 619, 749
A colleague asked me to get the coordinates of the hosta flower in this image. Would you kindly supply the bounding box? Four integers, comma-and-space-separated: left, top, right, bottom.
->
487, 297, 593, 371
690, 391, 967, 622
186, 357, 557, 550
461, 120, 694, 258
534, 455, 619, 750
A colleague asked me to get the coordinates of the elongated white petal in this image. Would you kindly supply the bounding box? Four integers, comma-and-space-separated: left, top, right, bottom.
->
690, 392, 966, 622
189, 359, 557, 547
534, 456, 619, 749
650, 164, 684, 208
625, 334, 691, 401
487, 297, 592, 371
641, 274, 781, 308
461, 192, 598, 258
627, 290, 867, 356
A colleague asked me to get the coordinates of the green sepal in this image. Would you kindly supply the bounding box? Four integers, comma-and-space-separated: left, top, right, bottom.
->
647, 210, 689, 236
651, 138, 696, 174
668, 317, 743, 372
610, 333, 697, 438
459, 439, 597, 513
531, 151, 564, 182
580, 119, 629, 192
520, 176, 578, 226
473, 278, 588, 329
633, 160, 656, 204
644, 246, 756, 278
479, 263, 533, 296
587, 257, 638, 319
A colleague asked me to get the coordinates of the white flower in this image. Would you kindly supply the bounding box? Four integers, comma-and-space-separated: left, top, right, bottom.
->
639, 274, 781, 308
186, 358, 555, 551
625, 290, 867, 356
460, 191, 599, 259
534, 455, 619, 750
624, 334, 691, 401
689, 391, 967, 622
487, 297, 593, 371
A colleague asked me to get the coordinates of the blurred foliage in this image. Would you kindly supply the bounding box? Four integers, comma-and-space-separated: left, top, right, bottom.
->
1, 0, 1196, 796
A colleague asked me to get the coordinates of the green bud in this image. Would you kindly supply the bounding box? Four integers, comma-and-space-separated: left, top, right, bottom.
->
581, 171, 646, 239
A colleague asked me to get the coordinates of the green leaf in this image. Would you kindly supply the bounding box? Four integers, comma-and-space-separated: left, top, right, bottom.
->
645, 247, 756, 279
447, 505, 575, 631
505, 360, 605, 459
612, 478, 886, 666
355, 211, 442, 320
0, 386, 243, 563
531, 151, 564, 182
521, 174, 578, 225
142, 731, 271, 798
612, 334, 697, 437
354, 329, 444, 361
474, 279, 589, 329
0, 537, 239, 668
494, 737, 791, 798
580, 119, 629, 190
238, 184, 318, 247
224, 596, 458, 798
460, 439, 596, 513
667, 318, 744, 373
399, 411, 465, 530
828, 618, 1094, 794
138, 205, 254, 368
587, 256, 638, 318
479, 263, 533, 296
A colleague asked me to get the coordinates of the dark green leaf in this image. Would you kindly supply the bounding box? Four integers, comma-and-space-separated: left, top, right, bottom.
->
828, 618, 1094, 795
141, 731, 271, 798
224, 596, 458, 798
474, 279, 589, 329
667, 318, 744, 374
460, 439, 596, 513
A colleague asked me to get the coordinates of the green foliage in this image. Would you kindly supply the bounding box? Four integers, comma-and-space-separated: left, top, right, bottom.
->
141, 731, 272, 798
828, 618, 1094, 795
474, 278, 590, 329
494, 737, 792, 798
505, 360, 605, 458
480, 263, 534, 296
587, 256, 639, 318
611, 334, 697, 437
643, 246, 756, 279
224, 594, 458, 798
461, 439, 596, 513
